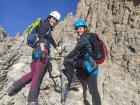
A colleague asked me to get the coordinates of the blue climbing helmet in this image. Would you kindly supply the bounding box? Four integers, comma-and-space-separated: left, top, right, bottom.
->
74, 19, 88, 28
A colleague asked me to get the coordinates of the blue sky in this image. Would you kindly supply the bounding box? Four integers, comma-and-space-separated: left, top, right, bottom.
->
0, 0, 79, 36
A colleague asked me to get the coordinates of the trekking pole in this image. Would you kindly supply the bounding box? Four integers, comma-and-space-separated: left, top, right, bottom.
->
61, 83, 70, 105
56, 54, 65, 104
56, 35, 67, 104
59, 66, 64, 104
59, 37, 67, 105
54, 30, 69, 104
53, 55, 65, 104
58, 61, 68, 105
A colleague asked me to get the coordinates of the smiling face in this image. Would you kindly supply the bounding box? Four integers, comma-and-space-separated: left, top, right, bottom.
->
48, 17, 58, 27
75, 26, 87, 36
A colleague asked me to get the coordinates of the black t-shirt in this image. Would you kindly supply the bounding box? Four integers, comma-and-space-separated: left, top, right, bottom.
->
65, 34, 92, 59
37, 20, 57, 48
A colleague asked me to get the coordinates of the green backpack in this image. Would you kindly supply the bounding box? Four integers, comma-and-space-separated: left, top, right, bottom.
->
26, 18, 41, 47
26, 18, 41, 34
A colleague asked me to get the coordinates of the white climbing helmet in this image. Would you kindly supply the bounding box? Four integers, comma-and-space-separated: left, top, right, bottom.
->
49, 11, 61, 21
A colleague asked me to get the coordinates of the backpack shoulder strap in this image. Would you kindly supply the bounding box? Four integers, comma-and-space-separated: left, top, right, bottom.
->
89, 32, 99, 38
86, 32, 100, 41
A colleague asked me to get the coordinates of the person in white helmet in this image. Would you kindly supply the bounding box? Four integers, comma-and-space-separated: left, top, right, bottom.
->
6, 11, 61, 105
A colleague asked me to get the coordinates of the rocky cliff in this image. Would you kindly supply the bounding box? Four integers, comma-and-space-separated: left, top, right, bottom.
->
0, 0, 140, 105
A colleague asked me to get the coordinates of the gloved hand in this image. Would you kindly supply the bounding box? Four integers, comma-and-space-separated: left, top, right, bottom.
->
40, 51, 47, 61
55, 47, 62, 56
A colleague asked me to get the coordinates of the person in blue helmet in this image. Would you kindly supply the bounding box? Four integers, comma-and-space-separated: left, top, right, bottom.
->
60, 19, 101, 105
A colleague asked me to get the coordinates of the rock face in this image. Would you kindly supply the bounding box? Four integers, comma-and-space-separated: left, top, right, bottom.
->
0, 27, 7, 40
0, 0, 140, 105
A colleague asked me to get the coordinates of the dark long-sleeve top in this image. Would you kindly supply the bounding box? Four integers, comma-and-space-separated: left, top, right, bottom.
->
65, 34, 93, 59
37, 20, 57, 48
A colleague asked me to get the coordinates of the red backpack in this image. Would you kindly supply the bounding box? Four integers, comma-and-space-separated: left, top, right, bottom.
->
86, 33, 107, 64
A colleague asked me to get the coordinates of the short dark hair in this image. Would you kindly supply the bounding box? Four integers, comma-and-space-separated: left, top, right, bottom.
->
47, 15, 58, 22
47, 15, 52, 20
